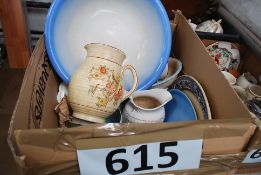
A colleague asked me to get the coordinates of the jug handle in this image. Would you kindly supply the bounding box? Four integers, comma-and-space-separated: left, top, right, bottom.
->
121, 65, 138, 101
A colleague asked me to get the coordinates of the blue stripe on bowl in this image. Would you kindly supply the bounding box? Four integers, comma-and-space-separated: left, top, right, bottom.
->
45, 0, 171, 90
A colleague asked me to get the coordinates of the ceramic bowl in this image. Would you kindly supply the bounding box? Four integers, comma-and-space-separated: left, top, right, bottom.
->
151, 58, 182, 89
159, 63, 169, 80
45, 0, 171, 90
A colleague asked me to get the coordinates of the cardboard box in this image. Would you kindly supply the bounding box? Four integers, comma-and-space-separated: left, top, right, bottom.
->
8, 12, 258, 174
201, 38, 261, 174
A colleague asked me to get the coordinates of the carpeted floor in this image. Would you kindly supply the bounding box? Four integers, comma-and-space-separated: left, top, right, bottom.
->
0, 69, 24, 174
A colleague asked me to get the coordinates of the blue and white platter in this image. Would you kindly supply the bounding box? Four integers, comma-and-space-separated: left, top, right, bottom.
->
171, 75, 212, 120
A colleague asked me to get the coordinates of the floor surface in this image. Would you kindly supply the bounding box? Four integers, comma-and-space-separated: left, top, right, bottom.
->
0, 69, 24, 174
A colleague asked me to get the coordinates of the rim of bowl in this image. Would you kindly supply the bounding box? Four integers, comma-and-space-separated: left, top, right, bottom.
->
249, 85, 261, 98
152, 58, 182, 86
45, 0, 172, 90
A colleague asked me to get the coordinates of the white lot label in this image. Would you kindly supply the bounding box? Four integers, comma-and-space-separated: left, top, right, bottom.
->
77, 139, 202, 175
242, 149, 261, 163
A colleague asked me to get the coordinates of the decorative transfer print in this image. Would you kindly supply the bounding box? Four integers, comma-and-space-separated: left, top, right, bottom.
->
207, 42, 240, 71
171, 76, 211, 119
88, 65, 123, 108
207, 44, 232, 71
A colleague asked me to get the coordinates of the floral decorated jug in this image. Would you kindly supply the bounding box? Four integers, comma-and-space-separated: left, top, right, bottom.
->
68, 43, 138, 123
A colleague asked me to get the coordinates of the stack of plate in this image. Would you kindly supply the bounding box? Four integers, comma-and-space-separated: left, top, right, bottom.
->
165, 75, 212, 122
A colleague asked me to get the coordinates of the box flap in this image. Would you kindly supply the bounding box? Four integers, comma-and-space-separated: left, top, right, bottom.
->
173, 12, 251, 119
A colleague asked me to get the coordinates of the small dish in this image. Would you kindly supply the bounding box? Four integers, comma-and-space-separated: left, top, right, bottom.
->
164, 89, 197, 122
45, 0, 171, 90
151, 57, 182, 89
171, 75, 212, 120
206, 41, 240, 71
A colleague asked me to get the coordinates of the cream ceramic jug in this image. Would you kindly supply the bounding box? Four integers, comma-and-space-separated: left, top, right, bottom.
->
68, 43, 138, 123
122, 89, 172, 123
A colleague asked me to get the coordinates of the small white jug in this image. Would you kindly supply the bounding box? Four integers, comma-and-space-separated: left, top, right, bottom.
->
122, 89, 172, 123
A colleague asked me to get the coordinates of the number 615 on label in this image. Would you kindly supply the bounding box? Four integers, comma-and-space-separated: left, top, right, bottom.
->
77, 139, 202, 175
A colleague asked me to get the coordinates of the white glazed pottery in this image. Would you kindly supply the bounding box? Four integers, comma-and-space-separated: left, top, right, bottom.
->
151, 58, 182, 89
195, 19, 223, 33
222, 71, 236, 85
122, 89, 172, 123
68, 43, 138, 123
188, 19, 197, 31
159, 62, 169, 80
236, 72, 257, 89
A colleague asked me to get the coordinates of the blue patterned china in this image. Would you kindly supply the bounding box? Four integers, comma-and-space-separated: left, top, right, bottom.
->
171, 75, 212, 120
164, 89, 197, 122
45, 0, 171, 90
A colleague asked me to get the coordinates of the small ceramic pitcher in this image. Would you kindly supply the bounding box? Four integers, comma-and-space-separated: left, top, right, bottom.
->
122, 89, 172, 123
68, 43, 138, 123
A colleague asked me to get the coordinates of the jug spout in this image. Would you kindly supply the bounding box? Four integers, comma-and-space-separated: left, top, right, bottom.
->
130, 89, 172, 110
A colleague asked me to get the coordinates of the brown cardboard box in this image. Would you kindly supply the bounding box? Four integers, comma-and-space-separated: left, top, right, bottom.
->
201, 39, 261, 174
8, 12, 259, 175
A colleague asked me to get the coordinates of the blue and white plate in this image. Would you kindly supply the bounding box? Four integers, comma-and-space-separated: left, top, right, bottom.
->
164, 89, 197, 122
45, 0, 171, 90
171, 75, 212, 120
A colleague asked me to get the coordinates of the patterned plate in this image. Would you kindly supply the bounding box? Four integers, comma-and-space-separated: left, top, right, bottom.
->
164, 89, 197, 122
171, 75, 212, 120
206, 41, 240, 72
